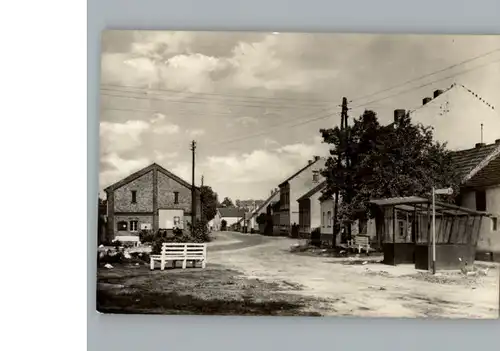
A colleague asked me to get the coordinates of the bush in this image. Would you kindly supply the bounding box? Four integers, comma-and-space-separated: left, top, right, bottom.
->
310, 228, 321, 247
139, 229, 155, 244
221, 219, 227, 231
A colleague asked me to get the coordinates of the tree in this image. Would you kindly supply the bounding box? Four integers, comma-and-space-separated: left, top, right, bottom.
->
200, 185, 218, 222
320, 110, 461, 242
221, 197, 234, 208
235, 199, 241, 208
221, 219, 228, 231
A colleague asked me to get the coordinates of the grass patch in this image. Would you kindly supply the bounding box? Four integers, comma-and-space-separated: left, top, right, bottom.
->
97, 289, 320, 316
96, 265, 325, 316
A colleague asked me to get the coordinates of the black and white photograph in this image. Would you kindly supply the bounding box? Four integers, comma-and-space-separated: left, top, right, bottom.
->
97, 30, 500, 319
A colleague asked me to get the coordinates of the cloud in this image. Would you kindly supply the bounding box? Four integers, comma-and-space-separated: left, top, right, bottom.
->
153, 123, 180, 135
234, 116, 259, 126
264, 138, 279, 146
154, 150, 179, 161
187, 129, 206, 137
100, 120, 150, 153
100, 153, 150, 189
150, 112, 166, 124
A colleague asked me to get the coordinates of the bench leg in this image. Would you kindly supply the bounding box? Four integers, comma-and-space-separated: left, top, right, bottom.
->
150, 258, 154, 270
160, 259, 166, 271
182, 259, 187, 269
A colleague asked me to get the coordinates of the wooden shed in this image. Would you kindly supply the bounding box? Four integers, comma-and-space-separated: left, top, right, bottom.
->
370, 196, 489, 270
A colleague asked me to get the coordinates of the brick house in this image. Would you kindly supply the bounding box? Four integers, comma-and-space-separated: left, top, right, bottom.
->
452, 140, 500, 253
277, 156, 326, 236
104, 163, 200, 240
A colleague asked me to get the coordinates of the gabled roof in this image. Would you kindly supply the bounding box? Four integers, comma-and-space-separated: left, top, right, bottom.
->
104, 163, 199, 193
278, 157, 324, 187
297, 181, 327, 201
247, 190, 280, 220
451, 142, 500, 187
218, 207, 245, 218
408, 83, 499, 151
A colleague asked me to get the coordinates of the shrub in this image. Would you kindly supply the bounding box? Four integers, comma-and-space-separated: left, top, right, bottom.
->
139, 229, 155, 244
310, 228, 321, 247
188, 219, 211, 243
221, 219, 227, 231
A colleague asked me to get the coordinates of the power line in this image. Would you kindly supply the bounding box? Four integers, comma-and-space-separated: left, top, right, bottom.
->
348, 47, 500, 103
349, 57, 500, 111
207, 56, 500, 147
100, 83, 335, 105
100, 91, 326, 110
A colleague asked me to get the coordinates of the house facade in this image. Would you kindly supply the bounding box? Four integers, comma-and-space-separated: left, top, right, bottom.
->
409, 84, 500, 150
242, 189, 280, 232
218, 207, 245, 230
208, 209, 222, 231
104, 163, 201, 239
453, 140, 500, 252
297, 181, 326, 238
319, 195, 376, 245
278, 156, 326, 236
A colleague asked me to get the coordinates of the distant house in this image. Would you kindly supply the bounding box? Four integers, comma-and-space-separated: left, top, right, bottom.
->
452, 140, 500, 253
297, 181, 326, 238
319, 195, 376, 245
104, 163, 201, 240
278, 156, 326, 236
208, 209, 222, 231
218, 207, 245, 230
240, 189, 280, 233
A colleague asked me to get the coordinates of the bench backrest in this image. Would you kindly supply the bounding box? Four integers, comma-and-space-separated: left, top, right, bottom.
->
354, 235, 370, 245
160, 243, 206, 257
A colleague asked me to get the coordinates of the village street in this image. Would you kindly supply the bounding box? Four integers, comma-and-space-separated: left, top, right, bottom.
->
206, 231, 500, 319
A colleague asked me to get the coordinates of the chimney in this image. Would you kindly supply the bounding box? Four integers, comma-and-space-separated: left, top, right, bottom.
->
495, 139, 500, 145
394, 109, 406, 123
314, 155, 320, 161
423, 97, 432, 105
475, 143, 486, 149
434, 89, 443, 98
308, 159, 313, 164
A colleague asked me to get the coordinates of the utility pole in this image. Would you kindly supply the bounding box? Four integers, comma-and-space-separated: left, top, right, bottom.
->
200, 175, 204, 222
190, 140, 197, 234
332, 97, 348, 248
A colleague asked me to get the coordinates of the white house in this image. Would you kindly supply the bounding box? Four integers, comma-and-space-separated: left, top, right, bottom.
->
452, 140, 500, 252
297, 181, 326, 238
319, 195, 376, 245
208, 209, 222, 231
218, 207, 245, 230
278, 156, 326, 236
409, 83, 500, 151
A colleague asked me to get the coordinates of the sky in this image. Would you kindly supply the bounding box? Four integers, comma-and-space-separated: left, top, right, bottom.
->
99, 31, 500, 201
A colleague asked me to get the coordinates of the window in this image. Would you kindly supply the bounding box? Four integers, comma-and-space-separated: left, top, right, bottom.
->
117, 221, 128, 231
131, 190, 137, 204
129, 220, 138, 232
327, 211, 332, 227
398, 220, 405, 237
313, 171, 319, 182
475, 190, 486, 211
322, 212, 326, 227
174, 191, 179, 204
493, 217, 498, 231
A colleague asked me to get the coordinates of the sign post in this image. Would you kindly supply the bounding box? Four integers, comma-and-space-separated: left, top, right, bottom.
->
432, 187, 454, 274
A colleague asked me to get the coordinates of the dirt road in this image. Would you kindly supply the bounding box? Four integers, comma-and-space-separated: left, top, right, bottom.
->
209, 231, 499, 319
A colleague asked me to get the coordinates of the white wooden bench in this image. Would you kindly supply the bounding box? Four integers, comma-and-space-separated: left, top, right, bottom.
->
113, 235, 140, 247
348, 235, 372, 254
150, 243, 207, 271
